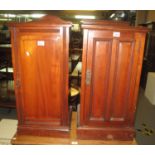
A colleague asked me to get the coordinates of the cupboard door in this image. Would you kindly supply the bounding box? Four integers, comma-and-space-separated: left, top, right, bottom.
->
81, 30, 138, 127
18, 32, 66, 126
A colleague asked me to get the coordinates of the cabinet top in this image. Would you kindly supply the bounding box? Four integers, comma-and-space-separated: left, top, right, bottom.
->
81, 19, 148, 32
9, 15, 72, 28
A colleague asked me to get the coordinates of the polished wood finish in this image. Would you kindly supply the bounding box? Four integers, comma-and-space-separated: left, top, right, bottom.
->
77, 20, 148, 140
11, 112, 136, 144
9, 15, 72, 138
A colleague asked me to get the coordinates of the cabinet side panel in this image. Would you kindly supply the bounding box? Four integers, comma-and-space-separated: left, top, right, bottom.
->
10, 28, 23, 124
128, 32, 147, 125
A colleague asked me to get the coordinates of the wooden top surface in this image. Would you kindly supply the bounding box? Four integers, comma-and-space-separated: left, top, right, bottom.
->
8, 15, 72, 28
81, 19, 149, 32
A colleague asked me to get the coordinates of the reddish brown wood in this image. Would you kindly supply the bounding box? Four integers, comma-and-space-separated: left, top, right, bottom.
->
11, 112, 136, 144
9, 15, 72, 138
77, 20, 148, 140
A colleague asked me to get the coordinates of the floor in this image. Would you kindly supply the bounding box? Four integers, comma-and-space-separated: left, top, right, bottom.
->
0, 108, 17, 144
0, 87, 155, 144
135, 88, 155, 144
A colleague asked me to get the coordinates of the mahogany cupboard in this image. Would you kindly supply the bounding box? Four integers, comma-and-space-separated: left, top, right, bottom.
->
9, 16, 72, 138
77, 20, 148, 140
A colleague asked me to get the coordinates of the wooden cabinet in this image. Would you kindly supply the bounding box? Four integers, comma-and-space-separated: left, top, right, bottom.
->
77, 20, 148, 140
10, 16, 72, 138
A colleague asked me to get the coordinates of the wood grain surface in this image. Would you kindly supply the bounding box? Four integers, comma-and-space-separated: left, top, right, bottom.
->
10, 15, 71, 137
11, 112, 136, 144
78, 20, 148, 140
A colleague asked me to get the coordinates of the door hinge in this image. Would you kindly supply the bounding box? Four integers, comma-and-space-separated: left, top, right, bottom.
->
86, 69, 91, 85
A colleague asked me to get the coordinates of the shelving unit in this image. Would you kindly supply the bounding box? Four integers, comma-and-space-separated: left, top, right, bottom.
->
69, 31, 83, 87
68, 30, 83, 111
0, 34, 16, 108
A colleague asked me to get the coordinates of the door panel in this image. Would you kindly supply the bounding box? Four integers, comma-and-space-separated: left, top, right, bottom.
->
110, 40, 134, 122
90, 39, 112, 120
19, 33, 63, 125
82, 30, 136, 127
83, 30, 113, 126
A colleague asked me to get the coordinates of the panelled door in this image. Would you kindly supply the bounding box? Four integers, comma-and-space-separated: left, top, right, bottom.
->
80, 29, 140, 128
16, 30, 67, 127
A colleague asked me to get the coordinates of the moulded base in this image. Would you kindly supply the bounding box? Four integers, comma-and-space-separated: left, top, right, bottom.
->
11, 133, 70, 144
77, 126, 135, 141
14, 125, 70, 138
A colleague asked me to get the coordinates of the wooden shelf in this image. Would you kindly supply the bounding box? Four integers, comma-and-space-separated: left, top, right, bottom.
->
0, 101, 16, 108
0, 44, 11, 48
70, 48, 82, 51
